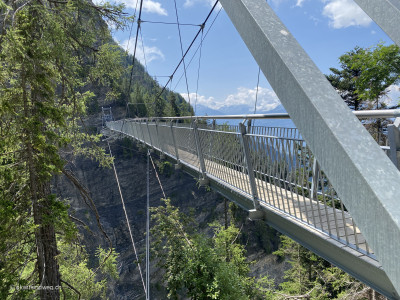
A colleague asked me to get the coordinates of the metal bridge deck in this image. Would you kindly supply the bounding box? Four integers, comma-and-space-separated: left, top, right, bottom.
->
175, 146, 369, 253
105, 120, 399, 299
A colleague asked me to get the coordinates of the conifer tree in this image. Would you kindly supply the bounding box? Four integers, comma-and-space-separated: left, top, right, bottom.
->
0, 0, 128, 298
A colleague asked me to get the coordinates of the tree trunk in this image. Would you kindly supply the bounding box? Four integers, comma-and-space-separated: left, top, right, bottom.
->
24, 71, 60, 299
31, 180, 61, 299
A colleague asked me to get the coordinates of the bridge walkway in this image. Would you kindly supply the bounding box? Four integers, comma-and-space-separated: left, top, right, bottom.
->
105, 119, 399, 299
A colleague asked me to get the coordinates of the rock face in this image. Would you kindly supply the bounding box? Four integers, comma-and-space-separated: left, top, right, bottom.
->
55, 137, 287, 299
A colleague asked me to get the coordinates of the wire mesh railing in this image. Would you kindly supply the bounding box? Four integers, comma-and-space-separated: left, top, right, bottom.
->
107, 114, 400, 260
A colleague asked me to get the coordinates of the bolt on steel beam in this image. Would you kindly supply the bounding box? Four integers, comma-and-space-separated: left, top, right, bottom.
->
219, 0, 400, 296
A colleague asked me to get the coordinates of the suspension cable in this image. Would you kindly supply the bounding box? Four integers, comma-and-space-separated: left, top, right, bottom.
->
253, 67, 261, 127
146, 150, 150, 300
141, 20, 201, 27
124, 0, 140, 57
148, 153, 166, 199
127, 0, 145, 100
173, 5, 223, 91
155, 0, 220, 101
107, 142, 148, 299
254, 67, 261, 114
194, 29, 204, 115
124, 0, 140, 118
173, 0, 191, 115
139, 26, 148, 72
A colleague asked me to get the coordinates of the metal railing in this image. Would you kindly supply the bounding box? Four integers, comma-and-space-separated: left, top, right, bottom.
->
106, 110, 400, 260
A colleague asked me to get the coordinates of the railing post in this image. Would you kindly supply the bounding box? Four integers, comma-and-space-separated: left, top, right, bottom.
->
155, 120, 165, 159
170, 121, 181, 169
146, 120, 154, 152
192, 120, 208, 186
139, 120, 146, 144
206, 119, 216, 160
133, 121, 139, 142
247, 119, 252, 134
310, 159, 320, 200
388, 117, 400, 170
239, 122, 260, 210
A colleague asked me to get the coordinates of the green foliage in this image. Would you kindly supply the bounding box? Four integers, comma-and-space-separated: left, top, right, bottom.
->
348, 44, 400, 103
326, 47, 364, 110
129, 83, 148, 117
58, 243, 119, 299
327, 43, 400, 144
157, 160, 173, 177
0, 0, 128, 297
166, 93, 181, 117
151, 198, 257, 300
121, 65, 192, 118
254, 220, 280, 254
327, 43, 400, 108
268, 236, 367, 299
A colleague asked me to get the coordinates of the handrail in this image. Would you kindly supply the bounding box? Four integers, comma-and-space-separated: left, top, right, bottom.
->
125, 109, 400, 122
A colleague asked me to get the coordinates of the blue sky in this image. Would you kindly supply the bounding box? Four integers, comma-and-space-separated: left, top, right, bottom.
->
102, 0, 398, 115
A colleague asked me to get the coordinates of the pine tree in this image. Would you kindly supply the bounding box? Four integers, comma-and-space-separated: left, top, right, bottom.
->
0, 0, 128, 298
151, 198, 257, 300
130, 83, 148, 117
326, 47, 364, 111
270, 236, 375, 299
167, 93, 180, 117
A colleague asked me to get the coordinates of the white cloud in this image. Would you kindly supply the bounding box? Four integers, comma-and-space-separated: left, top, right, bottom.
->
182, 86, 280, 112
224, 87, 280, 112
383, 85, 400, 108
183, 93, 219, 108
119, 37, 165, 65
183, 0, 221, 9
322, 0, 372, 29
142, 0, 168, 16
95, 0, 168, 15
296, 0, 306, 7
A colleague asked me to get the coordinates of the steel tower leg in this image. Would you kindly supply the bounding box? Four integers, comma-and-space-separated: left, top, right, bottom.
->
219, 0, 400, 296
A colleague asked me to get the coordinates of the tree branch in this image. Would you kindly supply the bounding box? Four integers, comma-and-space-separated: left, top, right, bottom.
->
69, 214, 96, 236
61, 279, 81, 300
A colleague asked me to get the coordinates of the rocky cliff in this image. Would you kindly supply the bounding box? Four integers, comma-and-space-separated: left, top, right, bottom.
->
55, 134, 288, 299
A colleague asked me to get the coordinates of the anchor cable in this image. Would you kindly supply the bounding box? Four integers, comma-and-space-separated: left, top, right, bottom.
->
149, 153, 166, 199
253, 67, 261, 127
107, 142, 148, 299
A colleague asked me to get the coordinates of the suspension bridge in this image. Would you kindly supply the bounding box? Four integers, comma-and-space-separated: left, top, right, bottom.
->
104, 0, 400, 299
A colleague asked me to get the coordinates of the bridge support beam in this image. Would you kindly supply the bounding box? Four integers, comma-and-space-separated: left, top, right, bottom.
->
388, 118, 400, 170
139, 120, 146, 144
170, 121, 180, 165
192, 120, 209, 185
220, 0, 400, 295
155, 120, 166, 159
146, 121, 154, 149
239, 122, 260, 210
353, 0, 400, 47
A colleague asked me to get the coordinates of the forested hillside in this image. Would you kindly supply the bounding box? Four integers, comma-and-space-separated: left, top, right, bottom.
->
0, 0, 190, 298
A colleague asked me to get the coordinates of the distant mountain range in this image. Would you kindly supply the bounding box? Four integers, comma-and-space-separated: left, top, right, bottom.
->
194, 104, 296, 128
